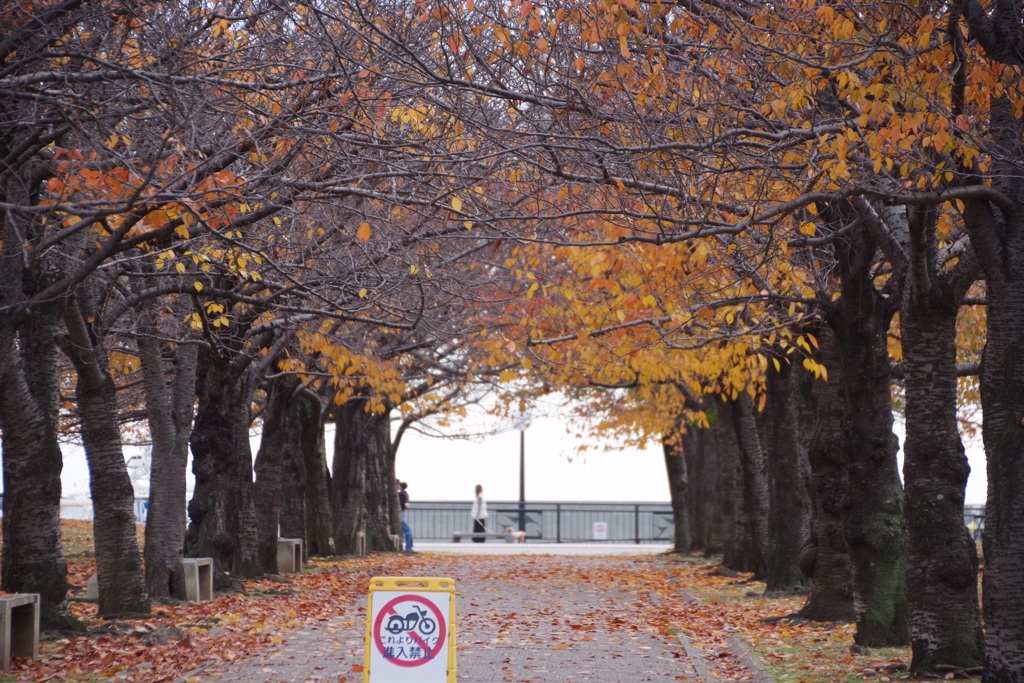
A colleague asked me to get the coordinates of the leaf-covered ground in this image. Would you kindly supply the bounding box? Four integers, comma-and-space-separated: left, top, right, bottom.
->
0, 524, 979, 682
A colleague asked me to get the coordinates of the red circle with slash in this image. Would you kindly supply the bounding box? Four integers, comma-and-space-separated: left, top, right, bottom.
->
372, 594, 447, 667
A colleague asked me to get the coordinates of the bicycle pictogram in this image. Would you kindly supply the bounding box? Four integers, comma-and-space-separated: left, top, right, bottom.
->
385, 604, 437, 636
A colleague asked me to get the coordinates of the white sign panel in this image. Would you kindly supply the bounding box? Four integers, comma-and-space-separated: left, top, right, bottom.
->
593, 521, 608, 540
366, 587, 451, 682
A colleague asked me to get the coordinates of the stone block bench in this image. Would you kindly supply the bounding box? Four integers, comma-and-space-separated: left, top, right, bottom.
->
277, 538, 304, 573
0, 593, 39, 671
452, 532, 518, 543
173, 558, 214, 602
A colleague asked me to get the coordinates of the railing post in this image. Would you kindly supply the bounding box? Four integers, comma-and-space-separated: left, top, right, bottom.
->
635, 504, 640, 544
556, 504, 561, 543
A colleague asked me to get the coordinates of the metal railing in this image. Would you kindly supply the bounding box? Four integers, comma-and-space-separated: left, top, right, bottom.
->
406, 501, 675, 544
405, 501, 989, 544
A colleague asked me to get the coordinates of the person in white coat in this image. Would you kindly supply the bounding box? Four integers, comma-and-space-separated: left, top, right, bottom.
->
471, 484, 488, 543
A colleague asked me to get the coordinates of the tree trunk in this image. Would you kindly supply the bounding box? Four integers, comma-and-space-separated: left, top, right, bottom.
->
0, 317, 77, 630
764, 357, 811, 594
332, 401, 396, 554
902, 287, 984, 672
386, 423, 402, 541
715, 400, 759, 572
977, 278, 1024, 682
832, 265, 909, 646
63, 299, 149, 617
280, 399, 308, 552
685, 426, 721, 554
185, 358, 261, 581
253, 377, 303, 573
797, 324, 856, 621
732, 393, 770, 580
138, 324, 198, 600
662, 420, 691, 554
300, 391, 334, 557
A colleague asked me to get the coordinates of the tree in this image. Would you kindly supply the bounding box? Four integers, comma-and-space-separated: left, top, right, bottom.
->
61, 279, 148, 616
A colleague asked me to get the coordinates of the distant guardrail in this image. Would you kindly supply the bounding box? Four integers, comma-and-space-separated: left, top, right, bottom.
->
406, 501, 675, 544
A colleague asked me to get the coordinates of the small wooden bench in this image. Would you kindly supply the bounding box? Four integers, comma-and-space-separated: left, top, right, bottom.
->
277, 538, 304, 573
0, 593, 39, 671
452, 532, 518, 543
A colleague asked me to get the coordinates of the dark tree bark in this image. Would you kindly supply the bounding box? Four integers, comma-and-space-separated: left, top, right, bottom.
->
732, 393, 770, 580
764, 357, 811, 594
685, 426, 721, 554
0, 315, 78, 630
279, 399, 308, 553
662, 419, 691, 554
896, 6, 1024, 679
332, 400, 396, 554
254, 377, 299, 572
850, 195, 984, 666
830, 230, 909, 647
715, 400, 760, 573
945, 8, 1024, 675
299, 389, 334, 557
796, 325, 856, 621
974, 272, 1024, 683
0, 154, 79, 630
185, 356, 261, 581
901, 294, 984, 672
62, 295, 148, 617
138, 309, 199, 600
386, 422, 402, 541
880, 203, 984, 674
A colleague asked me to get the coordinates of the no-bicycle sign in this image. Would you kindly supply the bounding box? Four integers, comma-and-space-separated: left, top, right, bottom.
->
364, 576, 456, 683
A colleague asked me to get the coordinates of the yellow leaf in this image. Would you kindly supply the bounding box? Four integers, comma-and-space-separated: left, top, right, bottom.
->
175, 262, 185, 274
357, 222, 371, 241
194, 281, 203, 292
359, 288, 367, 298
451, 196, 463, 211
799, 222, 816, 236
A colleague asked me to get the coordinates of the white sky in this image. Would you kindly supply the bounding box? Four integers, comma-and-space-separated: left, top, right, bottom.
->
52, 406, 987, 506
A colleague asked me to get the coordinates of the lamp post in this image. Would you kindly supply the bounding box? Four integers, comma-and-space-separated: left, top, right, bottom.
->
513, 413, 531, 532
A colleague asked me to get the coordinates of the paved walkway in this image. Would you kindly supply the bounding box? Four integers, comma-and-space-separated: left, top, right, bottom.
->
181, 547, 766, 683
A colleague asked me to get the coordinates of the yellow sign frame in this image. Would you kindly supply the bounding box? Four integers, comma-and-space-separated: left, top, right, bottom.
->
364, 576, 456, 683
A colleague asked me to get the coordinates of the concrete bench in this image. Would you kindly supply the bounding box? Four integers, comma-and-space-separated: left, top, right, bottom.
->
452, 532, 518, 543
0, 593, 39, 671
277, 538, 304, 573
173, 558, 214, 602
